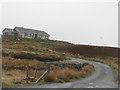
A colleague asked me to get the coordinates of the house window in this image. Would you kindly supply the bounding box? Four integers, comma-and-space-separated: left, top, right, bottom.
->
4, 32, 8, 35
24, 33, 27, 36
11, 32, 14, 35
30, 33, 32, 36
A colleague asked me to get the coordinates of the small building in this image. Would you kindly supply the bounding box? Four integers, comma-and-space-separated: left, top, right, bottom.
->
2, 27, 50, 39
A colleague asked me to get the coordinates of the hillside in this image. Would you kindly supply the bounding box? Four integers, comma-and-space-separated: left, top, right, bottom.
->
2, 37, 120, 87
2, 37, 95, 87
3, 37, 118, 58
53, 44, 118, 58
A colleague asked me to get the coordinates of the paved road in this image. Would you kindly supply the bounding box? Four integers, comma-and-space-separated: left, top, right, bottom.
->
22, 58, 118, 88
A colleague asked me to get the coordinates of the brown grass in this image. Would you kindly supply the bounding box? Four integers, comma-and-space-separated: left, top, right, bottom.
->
53, 44, 118, 58
2, 56, 47, 70
3, 44, 50, 52
44, 71, 57, 82
2, 69, 46, 88
2, 37, 96, 87
2, 70, 26, 88
2, 50, 66, 62
56, 68, 79, 81
2, 62, 94, 88
44, 64, 94, 83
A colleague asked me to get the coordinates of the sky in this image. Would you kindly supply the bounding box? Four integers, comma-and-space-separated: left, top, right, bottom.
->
0, 0, 118, 47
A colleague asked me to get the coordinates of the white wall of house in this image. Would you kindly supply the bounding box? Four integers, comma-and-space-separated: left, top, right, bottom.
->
3, 29, 49, 39
3, 31, 14, 36
20, 32, 49, 39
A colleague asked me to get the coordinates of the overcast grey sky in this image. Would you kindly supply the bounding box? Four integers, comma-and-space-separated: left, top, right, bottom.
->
1, 1, 118, 47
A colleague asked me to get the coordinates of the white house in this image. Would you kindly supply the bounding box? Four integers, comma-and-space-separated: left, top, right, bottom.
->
2, 27, 50, 39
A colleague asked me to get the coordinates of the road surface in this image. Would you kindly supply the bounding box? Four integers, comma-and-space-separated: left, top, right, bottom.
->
22, 58, 118, 88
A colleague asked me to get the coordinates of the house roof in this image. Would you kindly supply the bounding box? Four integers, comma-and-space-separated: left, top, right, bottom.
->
14, 27, 50, 37
2, 28, 14, 32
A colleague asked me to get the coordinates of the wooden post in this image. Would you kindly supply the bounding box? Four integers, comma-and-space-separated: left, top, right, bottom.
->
26, 66, 29, 84
35, 69, 49, 83
35, 64, 50, 83
34, 67, 38, 79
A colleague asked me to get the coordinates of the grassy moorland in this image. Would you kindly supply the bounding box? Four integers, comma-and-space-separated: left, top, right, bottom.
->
2, 37, 94, 88
27, 37, 118, 83
2, 36, 119, 87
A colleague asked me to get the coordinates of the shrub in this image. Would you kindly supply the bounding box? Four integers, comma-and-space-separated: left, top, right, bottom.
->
44, 71, 57, 82
56, 68, 80, 82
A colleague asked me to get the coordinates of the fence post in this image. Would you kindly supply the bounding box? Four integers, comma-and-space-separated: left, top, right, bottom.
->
35, 64, 51, 83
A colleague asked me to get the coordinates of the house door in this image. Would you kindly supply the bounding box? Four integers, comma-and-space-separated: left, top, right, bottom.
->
35, 34, 38, 38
